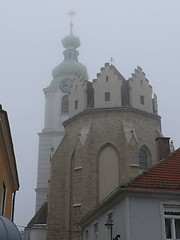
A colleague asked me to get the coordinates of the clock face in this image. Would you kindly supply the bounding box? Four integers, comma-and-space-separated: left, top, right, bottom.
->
60, 79, 72, 93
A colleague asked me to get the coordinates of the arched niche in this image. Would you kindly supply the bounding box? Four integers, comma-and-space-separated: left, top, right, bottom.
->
98, 144, 119, 201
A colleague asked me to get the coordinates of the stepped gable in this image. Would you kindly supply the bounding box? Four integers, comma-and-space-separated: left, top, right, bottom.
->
93, 62, 126, 82
127, 148, 180, 192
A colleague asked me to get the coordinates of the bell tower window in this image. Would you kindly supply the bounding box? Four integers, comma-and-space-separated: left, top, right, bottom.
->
61, 95, 69, 114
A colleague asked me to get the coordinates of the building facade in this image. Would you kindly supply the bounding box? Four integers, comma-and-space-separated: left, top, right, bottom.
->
0, 104, 19, 221
80, 148, 180, 240
47, 60, 163, 240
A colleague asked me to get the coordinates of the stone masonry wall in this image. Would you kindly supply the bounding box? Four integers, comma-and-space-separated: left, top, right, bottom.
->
47, 107, 161, 240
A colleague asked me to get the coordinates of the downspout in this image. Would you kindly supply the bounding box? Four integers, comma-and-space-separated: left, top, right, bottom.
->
12, 191, 16, 222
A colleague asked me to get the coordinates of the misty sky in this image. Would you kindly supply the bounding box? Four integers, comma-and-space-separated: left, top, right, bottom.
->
0, 0, 180, 229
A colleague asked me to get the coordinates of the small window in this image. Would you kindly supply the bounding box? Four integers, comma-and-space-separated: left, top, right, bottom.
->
106, 76, 109, 82
139, 148, 148, 171
75, 100, 78, 109
1, 181, 7, 215
105, 92, 110, 101
164, 206, 180, 239
140, 95, 144, 105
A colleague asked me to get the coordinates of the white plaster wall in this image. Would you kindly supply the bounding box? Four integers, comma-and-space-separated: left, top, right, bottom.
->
28, 227, 46, 240
35, 131, 64, 211
93, 65, 122, 109
36, 83, 69, 211
69, 76, 87, 117
44, 87, 67, 132
129, 67, 153, 113
44, 88, 56, 130
81, 195, 180, 240
129, 196, 162, 240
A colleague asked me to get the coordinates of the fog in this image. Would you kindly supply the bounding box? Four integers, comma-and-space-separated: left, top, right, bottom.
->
0, 0, 179, 229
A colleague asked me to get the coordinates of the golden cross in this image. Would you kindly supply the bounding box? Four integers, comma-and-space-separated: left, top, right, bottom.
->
67, 10, 76, 33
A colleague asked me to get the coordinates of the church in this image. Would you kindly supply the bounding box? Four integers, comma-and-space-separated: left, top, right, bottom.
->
46, 26, 165, 240
26, 18, 175, 240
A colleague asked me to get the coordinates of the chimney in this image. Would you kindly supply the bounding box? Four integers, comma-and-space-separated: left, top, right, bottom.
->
156, 137, 170, 161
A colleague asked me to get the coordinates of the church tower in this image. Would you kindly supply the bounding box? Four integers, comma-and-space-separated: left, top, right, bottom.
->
47, 61, 163, 240
35, 21, 88, 211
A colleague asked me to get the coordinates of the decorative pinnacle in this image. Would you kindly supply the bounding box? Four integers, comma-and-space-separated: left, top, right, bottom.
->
67, 10, 76, 34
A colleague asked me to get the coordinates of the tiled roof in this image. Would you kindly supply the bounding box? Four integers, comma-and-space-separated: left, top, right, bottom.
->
127, 148, 180, 192
27, 202, 47, 227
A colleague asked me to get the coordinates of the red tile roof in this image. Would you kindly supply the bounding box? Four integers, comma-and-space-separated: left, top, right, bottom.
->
127, 148, 180, 192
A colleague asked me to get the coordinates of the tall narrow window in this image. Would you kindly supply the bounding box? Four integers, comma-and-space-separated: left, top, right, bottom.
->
1, 181, 7, 215
139, 148, 148, 171
105, 92, 110, 101
75, 100, 78, 109
61, 95, 69, 114
140, 95, 144, 105
106, 76, 109, 82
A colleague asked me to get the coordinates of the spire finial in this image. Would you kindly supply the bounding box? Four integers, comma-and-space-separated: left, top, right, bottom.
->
109, 57, 114, 65
67, 10, 76, 34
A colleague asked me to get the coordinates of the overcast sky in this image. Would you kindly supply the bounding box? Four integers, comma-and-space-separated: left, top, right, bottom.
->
0, 0, 180, 229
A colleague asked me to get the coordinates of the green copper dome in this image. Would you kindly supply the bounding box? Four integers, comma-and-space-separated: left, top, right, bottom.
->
51, 31, 88, 86
52, 60, 88, 80
62, 34, 80, 49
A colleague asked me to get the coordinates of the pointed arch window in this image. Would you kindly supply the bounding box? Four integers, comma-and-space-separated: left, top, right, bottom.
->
61, 95, 69, 114
138, 148, 148, 171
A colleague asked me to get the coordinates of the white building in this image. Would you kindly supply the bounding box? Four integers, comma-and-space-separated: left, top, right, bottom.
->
80, 148, 180, 240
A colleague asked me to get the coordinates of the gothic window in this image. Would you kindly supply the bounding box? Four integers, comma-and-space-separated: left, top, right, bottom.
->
61, 95, 69, 114
105, 92, 110, 101
106, 76, 109, 82
138, 147, 148, 171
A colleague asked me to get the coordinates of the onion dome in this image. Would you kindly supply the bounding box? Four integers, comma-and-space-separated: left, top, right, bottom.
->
52, 60, 88, 80
51, 30, 88, 86
0, 216, 22, 240
61, 34, 80, 49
